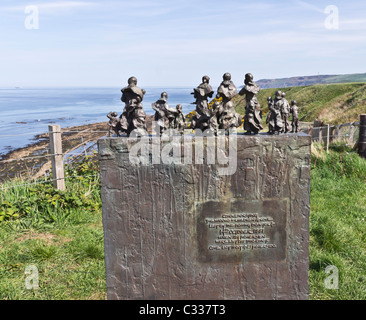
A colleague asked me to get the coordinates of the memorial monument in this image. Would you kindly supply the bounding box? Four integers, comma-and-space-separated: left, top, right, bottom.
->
99, 75, 310, 300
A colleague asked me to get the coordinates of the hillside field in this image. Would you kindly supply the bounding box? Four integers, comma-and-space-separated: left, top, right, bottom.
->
257, 73, 366, 89
233, 82, 366, 125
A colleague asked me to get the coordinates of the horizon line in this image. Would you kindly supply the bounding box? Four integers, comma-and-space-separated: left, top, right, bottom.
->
2, 71, 365, 89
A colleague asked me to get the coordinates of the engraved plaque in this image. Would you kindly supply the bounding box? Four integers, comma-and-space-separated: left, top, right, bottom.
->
196, 199, 288, 263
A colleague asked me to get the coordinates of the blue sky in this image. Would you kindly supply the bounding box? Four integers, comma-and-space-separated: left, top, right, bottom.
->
0, 0, 366, 87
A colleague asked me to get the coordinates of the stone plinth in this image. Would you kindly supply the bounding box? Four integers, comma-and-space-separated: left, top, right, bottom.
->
98, 133, 311, 300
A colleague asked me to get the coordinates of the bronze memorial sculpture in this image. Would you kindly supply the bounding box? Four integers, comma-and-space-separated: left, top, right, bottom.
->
207, 99, 221, 135
215, 73, 242, 132
266, 90, 300, 135
99, 74, 309, 301
290, 100, 299, 133
107, 111, 122, 137
119, 77, 147, 136
107, 75, 300, 137
281, 92, 291, 133
239, 73, 263, 135
191, 76, 215, 132
266, 97, 274, 134
173, 104, 186, 135
267, 91, 285, 135
152, 92, 178, 136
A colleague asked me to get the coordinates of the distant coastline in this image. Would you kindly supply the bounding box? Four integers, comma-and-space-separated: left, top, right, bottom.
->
0, 87, 195, 155
257, 72, 366, 89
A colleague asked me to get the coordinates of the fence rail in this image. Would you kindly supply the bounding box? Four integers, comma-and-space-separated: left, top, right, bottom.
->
0, 125, 107, 188
300, 119, 363, 153
0, 174, 99, 191
0, 148, 100, 164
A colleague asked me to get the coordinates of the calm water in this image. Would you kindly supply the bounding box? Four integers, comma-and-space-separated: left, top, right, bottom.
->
0, 87, 198, 156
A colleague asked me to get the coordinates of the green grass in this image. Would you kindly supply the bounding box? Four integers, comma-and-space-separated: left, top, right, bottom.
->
0, 155, 106, 300
1, 145, 366, 300
309, 143, 366, 299
257, 73, 366, 89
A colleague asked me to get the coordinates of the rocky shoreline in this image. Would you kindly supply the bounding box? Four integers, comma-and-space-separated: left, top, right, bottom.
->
0, 122, 108, 182
0, 115, 157, 183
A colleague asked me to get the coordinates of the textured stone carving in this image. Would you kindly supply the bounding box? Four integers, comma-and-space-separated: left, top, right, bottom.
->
98, 133, 311, 300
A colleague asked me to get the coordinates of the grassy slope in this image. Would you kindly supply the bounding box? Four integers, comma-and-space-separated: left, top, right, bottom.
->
233, 82, 366, 125
0, 156, 106, 300
326, 73, 366, 84
257, 73, 366, 89
309, 144, 366, 299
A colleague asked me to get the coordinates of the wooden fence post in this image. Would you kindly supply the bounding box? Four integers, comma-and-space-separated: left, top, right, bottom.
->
319, 126, 323, 145
359, 114, 366, 159
349, 123, 355, 147
49, 125, 65, 191
326, 124, 330, 153
334, 125, 340, 141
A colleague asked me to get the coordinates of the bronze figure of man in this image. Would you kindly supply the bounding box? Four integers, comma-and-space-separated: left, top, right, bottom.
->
152, 92, 178, 136
119, 76, 147, 136
191, 75, 214, 132
216, 73, 242, 132
239, 73, 263, 135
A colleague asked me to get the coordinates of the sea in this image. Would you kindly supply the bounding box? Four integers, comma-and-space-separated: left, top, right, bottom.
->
0, 86, 200, 156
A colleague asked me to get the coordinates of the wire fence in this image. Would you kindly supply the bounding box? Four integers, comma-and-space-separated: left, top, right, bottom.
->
0, 174, 99, 191
0, 126, 108, 189
299, 121, 361, 151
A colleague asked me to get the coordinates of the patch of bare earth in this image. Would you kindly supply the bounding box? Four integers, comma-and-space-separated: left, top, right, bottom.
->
15, 232, 71, 244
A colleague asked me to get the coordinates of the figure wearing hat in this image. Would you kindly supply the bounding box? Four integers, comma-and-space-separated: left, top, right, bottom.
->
216, 73, 242, 132
269, 91, 285, 134
290, 100, 299, 133
119, 76, 147, 136
152, 92, 178, 136
191, 75, 214, 132
266, 97, 274, 134
281, 92, 292, 133
173, 104, 186, 135
239, 73, 263, 135
107, 111, 122, 137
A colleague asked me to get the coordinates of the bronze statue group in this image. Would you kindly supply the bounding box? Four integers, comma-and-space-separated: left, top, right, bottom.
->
266, 91, 299, 135
107, 74, 299, 137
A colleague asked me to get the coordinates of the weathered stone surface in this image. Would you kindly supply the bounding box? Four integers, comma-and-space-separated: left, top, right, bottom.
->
98, 133, 311, 300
